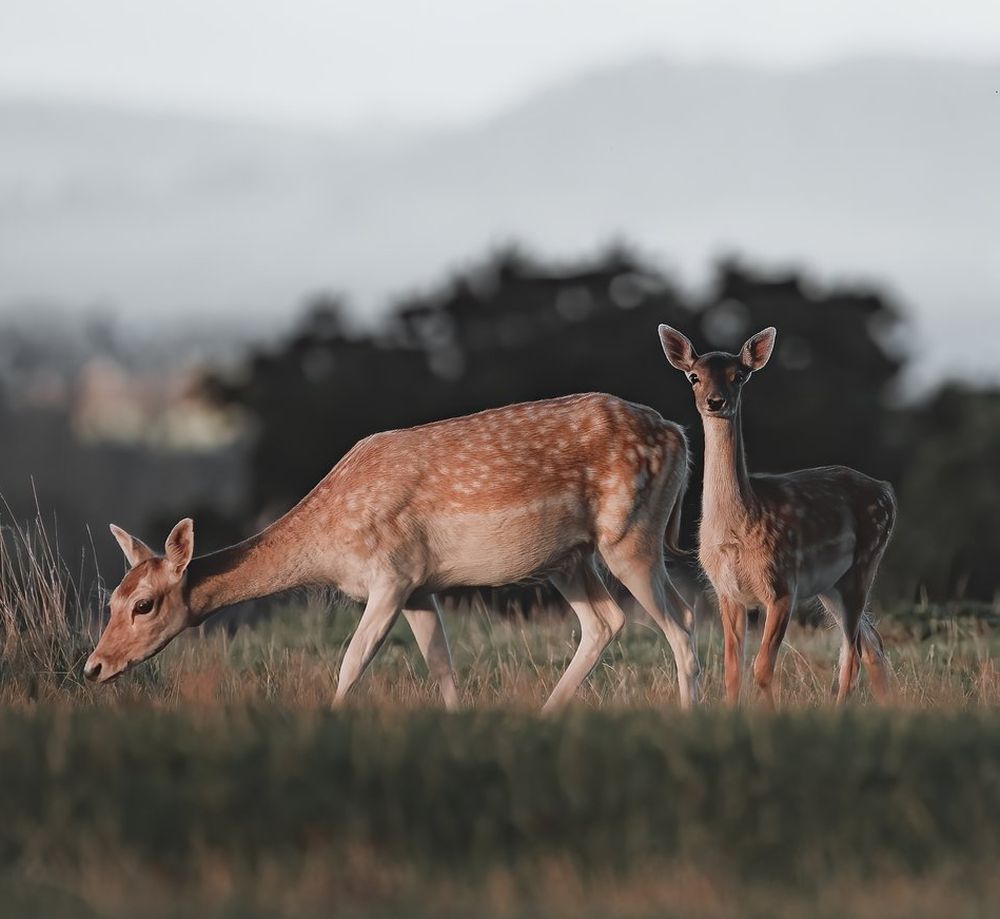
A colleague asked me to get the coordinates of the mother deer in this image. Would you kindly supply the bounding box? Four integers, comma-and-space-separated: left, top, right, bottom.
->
84, 393, 700, 710
658, 325, 895, 705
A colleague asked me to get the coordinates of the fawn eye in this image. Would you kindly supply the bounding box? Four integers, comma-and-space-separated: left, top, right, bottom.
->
133, 598, 154, 615
688, 374, 700, 385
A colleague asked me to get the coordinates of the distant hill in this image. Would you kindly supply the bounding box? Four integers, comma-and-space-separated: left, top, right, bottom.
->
1, 57, 998, 382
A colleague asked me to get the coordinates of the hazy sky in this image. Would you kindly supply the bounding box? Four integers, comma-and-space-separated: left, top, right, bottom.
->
2, 0, 999, 127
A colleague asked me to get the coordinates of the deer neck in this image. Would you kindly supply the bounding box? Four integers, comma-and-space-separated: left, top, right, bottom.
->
184, 512, 321, 622
701, 408, 755, 529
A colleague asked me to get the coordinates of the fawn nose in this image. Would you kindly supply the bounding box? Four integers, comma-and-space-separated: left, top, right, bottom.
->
706, 396, 726, 413
83, 658, 102, 682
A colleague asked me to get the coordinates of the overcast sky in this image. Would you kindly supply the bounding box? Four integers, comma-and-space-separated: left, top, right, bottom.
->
2, 0, 999, 127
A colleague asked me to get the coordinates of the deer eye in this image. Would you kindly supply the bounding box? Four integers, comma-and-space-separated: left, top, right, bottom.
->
687, 373, 700, 385
133, 598, 154, 615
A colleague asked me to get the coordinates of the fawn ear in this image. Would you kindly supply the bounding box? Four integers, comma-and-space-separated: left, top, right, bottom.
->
658, 325, 698, 372
164, 518, 195, 576
740, 327, 777, 371
110, 524, 155, 568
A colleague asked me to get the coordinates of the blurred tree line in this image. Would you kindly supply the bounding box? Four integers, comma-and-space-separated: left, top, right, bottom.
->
201, 245, 1000, 604
0, 313, 249, 587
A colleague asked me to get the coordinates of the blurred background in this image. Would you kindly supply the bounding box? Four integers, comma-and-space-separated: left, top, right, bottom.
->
1, 0, 999, 603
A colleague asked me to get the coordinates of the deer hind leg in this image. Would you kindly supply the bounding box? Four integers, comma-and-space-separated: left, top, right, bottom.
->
402, 596, 460, 711
821, 580, 888, 704
601, 544, 700, 708
825, 575, 890, 705
855, 546, 892, 704
334, 580, 408, 707
818, 591, 855, 701
819, 588, 863, 703
752, 594, 795, 708
841, 501, 894, 704
836, 605, 864, 706
543, 556, 626, 713
859, 615, 890, 703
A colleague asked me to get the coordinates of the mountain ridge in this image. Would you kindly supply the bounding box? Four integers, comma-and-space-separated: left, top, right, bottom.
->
1, 55, 998, 381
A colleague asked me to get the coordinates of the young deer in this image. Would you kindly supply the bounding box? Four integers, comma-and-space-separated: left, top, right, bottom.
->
658, 325, 895, 705
84, 393, 700, 710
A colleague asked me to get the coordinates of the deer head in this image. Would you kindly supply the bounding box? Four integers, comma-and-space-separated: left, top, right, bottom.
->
84, 518, 195, 683
658, 325, 776, 419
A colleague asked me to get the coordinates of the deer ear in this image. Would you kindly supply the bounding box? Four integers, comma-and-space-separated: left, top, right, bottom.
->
164, 518, 195, 575
740, 327, 777, 371
658, 325, 698, 372
109, 524, 155, 568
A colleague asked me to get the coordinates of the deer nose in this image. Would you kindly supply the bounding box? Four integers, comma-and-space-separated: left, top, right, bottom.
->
83, 658, 102, 681
706, 396, 726, 413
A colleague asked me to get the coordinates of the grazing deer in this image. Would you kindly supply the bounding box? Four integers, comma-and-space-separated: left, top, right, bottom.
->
657, 325, 895, 705
84, 393, 700, 710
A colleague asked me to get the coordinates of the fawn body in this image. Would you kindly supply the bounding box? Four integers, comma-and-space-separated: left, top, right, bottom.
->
85, 392, 700, 709
658, 325, 895, 705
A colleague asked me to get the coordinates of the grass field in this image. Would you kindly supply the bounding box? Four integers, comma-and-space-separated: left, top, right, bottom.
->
3, 519, 1000, 917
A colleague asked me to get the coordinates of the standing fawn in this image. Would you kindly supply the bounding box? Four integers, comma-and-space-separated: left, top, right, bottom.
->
658, 325, 895, 705
85, 393, 700, 710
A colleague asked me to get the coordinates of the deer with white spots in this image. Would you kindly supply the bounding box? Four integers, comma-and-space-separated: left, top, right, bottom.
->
658, 325, 895, 706
84, 392, 700, 710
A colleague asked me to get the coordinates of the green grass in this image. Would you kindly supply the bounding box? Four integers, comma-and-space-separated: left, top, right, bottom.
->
7, 705, 1000, 875
3, 706, 1000, 918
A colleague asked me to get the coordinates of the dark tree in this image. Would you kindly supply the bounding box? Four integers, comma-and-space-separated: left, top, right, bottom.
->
885, 385, 1000, 601
204, 246, 918, 603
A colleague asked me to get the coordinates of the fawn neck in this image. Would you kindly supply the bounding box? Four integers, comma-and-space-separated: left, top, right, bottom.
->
184, 513, 320, 621
701, 408, 755, 526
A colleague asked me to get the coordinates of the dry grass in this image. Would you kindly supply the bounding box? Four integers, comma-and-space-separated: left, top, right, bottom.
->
4, 583, 1000, 713
7, 852, 1000, 919
0, 510, 101, 695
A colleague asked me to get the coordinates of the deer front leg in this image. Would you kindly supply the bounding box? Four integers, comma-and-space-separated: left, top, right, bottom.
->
752, 594, 794, 707
334, 580, 408, 706
402, 597, 460, 711
718, 597, 746, 706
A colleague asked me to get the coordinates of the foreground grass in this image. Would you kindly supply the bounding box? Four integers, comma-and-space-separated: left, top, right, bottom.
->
4, 516, 1000, 916
4, 706, 1000, 918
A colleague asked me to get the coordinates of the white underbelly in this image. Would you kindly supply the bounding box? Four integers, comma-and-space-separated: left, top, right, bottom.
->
430, 501, 590, 587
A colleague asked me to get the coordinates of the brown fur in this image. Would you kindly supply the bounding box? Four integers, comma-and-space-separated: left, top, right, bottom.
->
86, 393, 700, 709
659, 325, 895, 706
